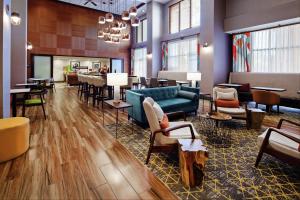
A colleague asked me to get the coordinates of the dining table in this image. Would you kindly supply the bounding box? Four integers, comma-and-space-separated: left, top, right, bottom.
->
251, 86, 286, 92
29, 78, 49, 84
176, 81, 190, 86
217, 83, 242, 88
15, 82, 38, 88
10, 88, 31, 117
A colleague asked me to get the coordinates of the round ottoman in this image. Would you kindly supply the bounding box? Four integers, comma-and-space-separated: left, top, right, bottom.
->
0, 117, 30, 163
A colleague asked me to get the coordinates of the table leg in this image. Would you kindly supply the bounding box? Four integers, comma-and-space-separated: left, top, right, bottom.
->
116, 109, 118, 139
202, 96, 205, 113
131, 107, 134, 134
102, 105, 105, 126
12, 93, 17, 117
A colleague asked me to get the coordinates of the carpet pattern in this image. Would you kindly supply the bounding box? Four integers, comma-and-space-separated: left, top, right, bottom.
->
105, 112, 300, 200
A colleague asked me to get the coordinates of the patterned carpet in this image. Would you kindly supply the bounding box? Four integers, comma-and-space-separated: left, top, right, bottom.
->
105, 111, 300, 200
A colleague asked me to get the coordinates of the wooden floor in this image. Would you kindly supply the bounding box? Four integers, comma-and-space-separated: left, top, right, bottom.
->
0, 87, 178, 200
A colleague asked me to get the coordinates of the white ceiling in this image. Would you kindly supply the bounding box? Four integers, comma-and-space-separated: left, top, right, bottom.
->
57, 0, 171, 14
58, 0, 145, 14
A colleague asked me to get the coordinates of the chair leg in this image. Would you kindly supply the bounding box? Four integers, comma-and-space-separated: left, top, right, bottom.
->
277, 105, 280, 114
145, 146, 152, 165
22, 104, 25, 117
255, 150, 264, 167
255, 103, 258, 108
40, 95, 46, 120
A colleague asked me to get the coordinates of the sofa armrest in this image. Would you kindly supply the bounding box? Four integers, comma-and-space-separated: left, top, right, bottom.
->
181, 86, 200, 95
126, 90, 145, 120
177, 90, 197, 100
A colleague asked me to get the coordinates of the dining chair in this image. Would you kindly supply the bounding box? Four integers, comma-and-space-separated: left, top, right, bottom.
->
22, 90, 46, 120
167, 80, 177, 86
140, 77, 148, 88
150, 78, 159, 88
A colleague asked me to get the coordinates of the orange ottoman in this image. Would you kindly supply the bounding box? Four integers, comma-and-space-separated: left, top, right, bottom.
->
0, 117, 30, 163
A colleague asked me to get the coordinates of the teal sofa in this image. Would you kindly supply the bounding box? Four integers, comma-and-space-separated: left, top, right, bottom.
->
126, 86, 200, 125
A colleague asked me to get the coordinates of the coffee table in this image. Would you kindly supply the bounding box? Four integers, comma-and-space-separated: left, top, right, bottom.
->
102, 100, 133, 139
178, 139, 208, 187
199, 112, 232, 144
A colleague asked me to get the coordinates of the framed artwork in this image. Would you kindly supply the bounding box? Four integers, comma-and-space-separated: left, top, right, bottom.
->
70, 61, 80, 70
92, 62, 101, 70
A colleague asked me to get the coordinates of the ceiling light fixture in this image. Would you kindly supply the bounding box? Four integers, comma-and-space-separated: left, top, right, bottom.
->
131, 16, 140, 27
98, 16, 106, 24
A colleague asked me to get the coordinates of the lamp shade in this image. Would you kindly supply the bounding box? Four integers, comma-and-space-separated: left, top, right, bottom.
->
107, 73, 128, 86
187, 72, 201, 81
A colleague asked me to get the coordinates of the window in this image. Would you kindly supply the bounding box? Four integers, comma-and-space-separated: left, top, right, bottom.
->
133, 48, 147, 77
136, 19, 147, 43
169, 0, 201, 34
167, 36, 198, 72
233, 24, 300, 73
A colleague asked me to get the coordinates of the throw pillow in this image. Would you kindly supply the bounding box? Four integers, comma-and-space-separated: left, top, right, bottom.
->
239, 83, 250, 92
159, 114, 170, 136
153, 102, 164, 121
217, 91, 235, 100
216, 99, 240, 108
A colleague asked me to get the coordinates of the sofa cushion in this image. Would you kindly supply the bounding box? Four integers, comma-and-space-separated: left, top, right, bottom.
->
177, 90, 197, 100
157, 98, 192, 111
136, 86, 180, 101
258, 129, 300, 159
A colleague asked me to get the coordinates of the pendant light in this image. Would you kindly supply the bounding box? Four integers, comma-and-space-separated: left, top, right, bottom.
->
122, 33, 130, 41
98, 16, 106, 24
122, 0, 130, 20
97, 30, 104, 38
105, 0, 114, 23
129, 0, 137, 16
104, 35, 112, 43
131, 16, 140, 27
111, 21, 120, 30
112, 37, 120, 44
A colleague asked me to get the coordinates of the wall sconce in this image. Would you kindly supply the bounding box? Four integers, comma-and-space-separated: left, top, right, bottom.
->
203, 42, 209, 48
147, 53, 152, 59
27, 42, 33, 50
11, 12, 21, 25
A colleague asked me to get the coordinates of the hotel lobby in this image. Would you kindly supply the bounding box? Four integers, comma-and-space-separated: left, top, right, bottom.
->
0, 0, 299, 199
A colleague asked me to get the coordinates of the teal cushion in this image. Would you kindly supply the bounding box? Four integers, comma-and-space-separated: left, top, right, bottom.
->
177, 90, 197, 100
157, 98, 192, 111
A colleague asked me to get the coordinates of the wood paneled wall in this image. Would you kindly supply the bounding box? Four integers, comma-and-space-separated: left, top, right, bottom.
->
27, 0, 131, 77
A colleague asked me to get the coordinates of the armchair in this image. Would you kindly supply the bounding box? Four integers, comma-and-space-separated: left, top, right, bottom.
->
255, 119, 300, 167
143, 97, 199, 164
212, 87, 250, 129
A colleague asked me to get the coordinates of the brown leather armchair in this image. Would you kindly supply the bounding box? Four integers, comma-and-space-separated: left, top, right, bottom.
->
252, 90, 280, 113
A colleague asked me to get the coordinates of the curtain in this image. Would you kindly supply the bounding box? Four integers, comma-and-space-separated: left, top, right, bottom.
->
233, 32, 251, 72
251, 24, 300, 73
133, 48, 147, 77
161, 42, 168, 70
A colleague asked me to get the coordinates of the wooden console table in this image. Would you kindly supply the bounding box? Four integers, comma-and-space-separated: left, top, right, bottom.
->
178, 139, 208, 187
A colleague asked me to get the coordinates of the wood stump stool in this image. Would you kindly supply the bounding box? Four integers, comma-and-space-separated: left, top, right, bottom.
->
247, 108, 265, 130
178, 139, 208, 187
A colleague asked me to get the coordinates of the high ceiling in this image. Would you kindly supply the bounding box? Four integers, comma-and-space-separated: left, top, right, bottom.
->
57, 0, 171, 14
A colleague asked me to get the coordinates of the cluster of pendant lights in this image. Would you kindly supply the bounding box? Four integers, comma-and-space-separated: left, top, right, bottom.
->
97, 0, 140, 44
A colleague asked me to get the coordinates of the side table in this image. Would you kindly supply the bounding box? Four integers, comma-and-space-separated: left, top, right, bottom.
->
199, 92, 211, 113
178, 139, 208, 187
103, 100, 133, 138
247, 108, 265, 130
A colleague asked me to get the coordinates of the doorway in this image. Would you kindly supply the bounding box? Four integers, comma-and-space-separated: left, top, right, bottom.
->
32, 55, 53, 78
111, 59, 124, 73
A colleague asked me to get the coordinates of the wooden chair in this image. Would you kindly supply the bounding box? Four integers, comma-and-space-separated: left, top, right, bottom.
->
167, 80, 177, 86
255, 118, 300, 167
212, 87, 250, 129
45, 78, 56, 93
143, 97, 199, 164
140, 77, 148, 88
22, 90, 46, 120
149, 78, 159, 88
252, 90, 280, 113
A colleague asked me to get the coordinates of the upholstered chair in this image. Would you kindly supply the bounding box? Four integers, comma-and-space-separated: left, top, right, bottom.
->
252, 90, 280, 113
143, 97, 199, 164
213, 87, 249, 128
255, 119, 300, 167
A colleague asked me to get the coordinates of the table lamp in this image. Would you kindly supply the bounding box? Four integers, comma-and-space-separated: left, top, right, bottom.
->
187, 72, 201, 87
107, 73, 128, 105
